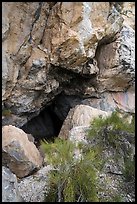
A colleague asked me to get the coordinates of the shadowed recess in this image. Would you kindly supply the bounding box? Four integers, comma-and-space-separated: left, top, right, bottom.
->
21, 92, 82, 142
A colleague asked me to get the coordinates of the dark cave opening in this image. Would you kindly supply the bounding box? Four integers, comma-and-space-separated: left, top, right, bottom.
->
21, 101, 64, 144
21, 92, 82, 144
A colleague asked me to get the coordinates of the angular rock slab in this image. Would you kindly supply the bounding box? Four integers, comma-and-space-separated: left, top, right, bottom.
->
2, 125, 43, 178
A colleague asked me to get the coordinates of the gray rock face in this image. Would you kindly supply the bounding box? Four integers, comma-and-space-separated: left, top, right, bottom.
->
2, 166, 23, 202
69, 126, 89, 145
18, 165, 52, 202
82, 89, 135, 114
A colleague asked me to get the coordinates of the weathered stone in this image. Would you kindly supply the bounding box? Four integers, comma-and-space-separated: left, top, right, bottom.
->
2, 48, 7, 98
96, 25, 135, 92
2, 2, 134, 128
72, 105, 110, 126
2, 2, 135, 202
2, 2, 39, 100
69, 126, 89, 145
43, 2, 123, 71
2, 113, 28, 127
97, 130, 135, 202
82, 89, 135, 114
2, 166, 24, 202
122, 2, 135, 30
2, 125, 43, 178
59, 105, 111, 139
112, 89, 135, 113
2, 2, 59, 127
2, 3, 10, 41
18, 165, 52, 202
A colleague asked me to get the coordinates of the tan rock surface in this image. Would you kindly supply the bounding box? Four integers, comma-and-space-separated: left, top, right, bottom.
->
59, 105, 111, 139
2, 125, 43, 178
43, 2, 123, 70
96, 25, 135, 92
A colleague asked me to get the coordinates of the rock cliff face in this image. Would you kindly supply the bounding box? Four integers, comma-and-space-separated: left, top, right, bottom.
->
2, 2, 135, 136
2, 2, 135, 202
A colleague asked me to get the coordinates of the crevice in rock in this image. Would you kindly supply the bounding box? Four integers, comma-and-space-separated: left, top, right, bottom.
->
28, 2, 43, 43
40, 2, 57, 45
21, 92, 82, 144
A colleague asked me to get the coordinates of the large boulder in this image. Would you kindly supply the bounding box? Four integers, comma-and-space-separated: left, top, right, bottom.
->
2, 125, 43, 178
59, 105, 111, 139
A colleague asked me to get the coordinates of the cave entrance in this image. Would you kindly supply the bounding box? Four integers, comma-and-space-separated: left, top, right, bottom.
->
21, 92, 82, 145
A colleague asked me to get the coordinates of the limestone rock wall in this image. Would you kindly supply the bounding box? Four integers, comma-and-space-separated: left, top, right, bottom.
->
2, 2, 135, 127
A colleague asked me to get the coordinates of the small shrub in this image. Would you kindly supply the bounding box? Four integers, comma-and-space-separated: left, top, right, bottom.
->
87, 111, 135, 149
41, 138, 99, 202
41, 110, 135, 202
87, 110, 135, 201
41, 138, 75, 166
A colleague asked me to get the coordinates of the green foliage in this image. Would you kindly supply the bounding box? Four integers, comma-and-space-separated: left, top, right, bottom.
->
87, 111, 135, 149
41, 138, 75, 167
90, 111, 134, 134
87, 110, 135, 201
109, 194, 123, 202
2, 109, 12, 117
41, 110, 135, 202
41, 138, 99, 202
